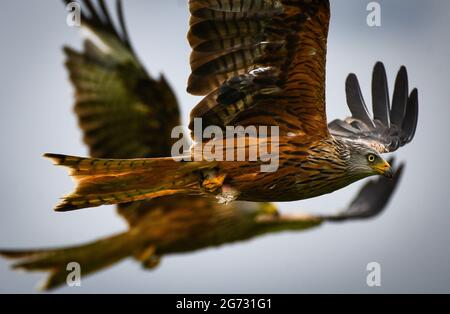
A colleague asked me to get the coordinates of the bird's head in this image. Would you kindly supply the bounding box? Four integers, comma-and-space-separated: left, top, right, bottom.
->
345, 142, 393, 179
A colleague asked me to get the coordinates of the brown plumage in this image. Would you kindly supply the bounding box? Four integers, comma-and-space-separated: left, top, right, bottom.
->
45, 0, 418, 212
1, 197, 312, 290
187, 0, 330, 137
1, 0, 408, 291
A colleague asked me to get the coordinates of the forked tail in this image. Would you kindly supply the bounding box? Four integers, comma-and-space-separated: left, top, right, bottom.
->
44, 153, 215, 211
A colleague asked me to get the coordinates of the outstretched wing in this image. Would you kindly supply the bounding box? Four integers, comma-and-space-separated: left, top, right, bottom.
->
187, 0, 330, 137
329, 62, 419, 153
63, 0, 181, 159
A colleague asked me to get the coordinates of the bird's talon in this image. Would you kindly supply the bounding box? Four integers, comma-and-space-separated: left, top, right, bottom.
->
201, 171, 226, 193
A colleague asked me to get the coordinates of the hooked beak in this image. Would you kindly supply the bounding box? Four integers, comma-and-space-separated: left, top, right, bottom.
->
374, 160, 394, 179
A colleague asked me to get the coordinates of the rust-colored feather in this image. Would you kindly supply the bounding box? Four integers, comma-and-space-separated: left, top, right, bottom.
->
44, 153, 217, 211
187, 0, 330, 139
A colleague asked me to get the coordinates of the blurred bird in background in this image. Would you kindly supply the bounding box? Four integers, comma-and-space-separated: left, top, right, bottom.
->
1, 0, 412, 290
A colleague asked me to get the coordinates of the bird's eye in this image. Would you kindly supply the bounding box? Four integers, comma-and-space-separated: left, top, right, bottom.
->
367, 154, 376, 163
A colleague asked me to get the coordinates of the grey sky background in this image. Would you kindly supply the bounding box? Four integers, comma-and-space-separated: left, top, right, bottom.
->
0, 0, 449, 293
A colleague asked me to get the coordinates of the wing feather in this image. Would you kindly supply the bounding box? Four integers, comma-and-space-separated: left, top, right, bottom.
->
402, 88, 419, 144
187, 0, 330, 137
329, 62, 419, 153
391, 66, 409, 126
371, 62, 390, 126
345, 74, 375, 128
63, 0, 181, 159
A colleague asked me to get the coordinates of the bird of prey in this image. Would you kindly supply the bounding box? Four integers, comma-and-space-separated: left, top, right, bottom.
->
44, 0, 419, 212
1, 1, 405, 290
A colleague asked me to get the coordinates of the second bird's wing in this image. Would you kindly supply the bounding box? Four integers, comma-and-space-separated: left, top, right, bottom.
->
63, 0, 181, 159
